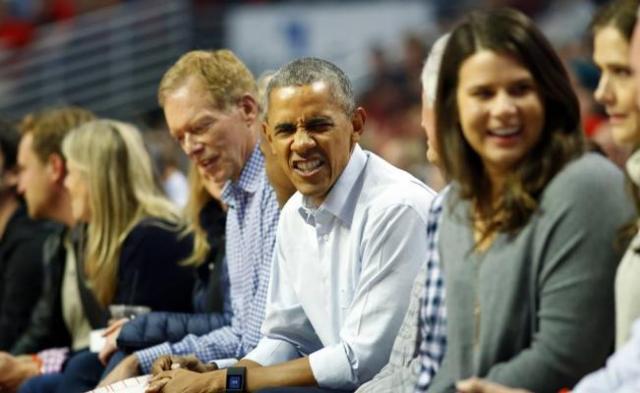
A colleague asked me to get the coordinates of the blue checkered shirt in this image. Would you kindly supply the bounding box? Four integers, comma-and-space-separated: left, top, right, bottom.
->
414, 188, 448, 393
135, 146, 280, 372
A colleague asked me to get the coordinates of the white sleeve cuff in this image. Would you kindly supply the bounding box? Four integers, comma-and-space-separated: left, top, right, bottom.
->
244, 337, 299, 366
210, 358, 238, 369
309, 343, 357, 389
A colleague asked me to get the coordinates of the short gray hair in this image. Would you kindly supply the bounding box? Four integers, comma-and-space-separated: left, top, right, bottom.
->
421, 33, 451, 106
256, 69, 276, 118
265, 57, 355, 119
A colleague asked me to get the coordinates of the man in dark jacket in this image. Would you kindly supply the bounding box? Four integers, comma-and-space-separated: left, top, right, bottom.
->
0, 107, 95, 392
0, 119, 55, 351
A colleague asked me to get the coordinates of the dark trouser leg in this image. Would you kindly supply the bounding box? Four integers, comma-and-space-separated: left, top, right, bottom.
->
54, 350, 104, 393
17, 374, 64, 393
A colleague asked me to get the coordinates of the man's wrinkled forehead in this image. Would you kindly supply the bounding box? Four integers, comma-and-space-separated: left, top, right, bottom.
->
273, 81, 328, 98
165, 78, 221, 132
266, 81, 345, 119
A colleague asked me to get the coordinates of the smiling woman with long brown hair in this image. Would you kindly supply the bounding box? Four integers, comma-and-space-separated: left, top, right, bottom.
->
421, 8, 636, 393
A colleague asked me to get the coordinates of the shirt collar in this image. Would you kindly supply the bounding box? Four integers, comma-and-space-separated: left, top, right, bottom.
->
221, 143, 263, 205
299, 144, 367, 228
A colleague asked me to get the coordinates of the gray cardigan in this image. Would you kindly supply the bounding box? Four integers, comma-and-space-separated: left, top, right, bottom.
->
428, 153, 636, 393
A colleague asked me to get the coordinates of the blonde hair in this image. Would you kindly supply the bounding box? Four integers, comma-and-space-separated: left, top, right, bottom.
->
62, 120, 184, 306
19, 106, 96, 163
182, 162, 215, 266
158, 49, 257, 109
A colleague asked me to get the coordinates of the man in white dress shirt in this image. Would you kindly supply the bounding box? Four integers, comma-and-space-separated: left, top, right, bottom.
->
146, 57, 435, 393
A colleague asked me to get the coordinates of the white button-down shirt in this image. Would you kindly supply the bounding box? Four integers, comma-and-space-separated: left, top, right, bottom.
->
245, 145, 435, 389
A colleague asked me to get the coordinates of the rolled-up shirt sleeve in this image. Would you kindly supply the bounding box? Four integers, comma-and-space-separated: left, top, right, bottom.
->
245, 337, 300, 366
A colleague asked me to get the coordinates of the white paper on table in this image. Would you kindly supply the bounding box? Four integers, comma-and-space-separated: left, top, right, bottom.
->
89, 329, 106, 353
85, 375, 149, 393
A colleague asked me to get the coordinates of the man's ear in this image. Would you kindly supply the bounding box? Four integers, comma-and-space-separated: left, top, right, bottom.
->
261, 122, 277, 154
47, 154, 66, 185
350, 107, 366, 144
237, 94, 260, 126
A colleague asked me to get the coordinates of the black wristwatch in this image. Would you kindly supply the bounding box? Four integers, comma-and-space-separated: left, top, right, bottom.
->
225, 366, 246, 392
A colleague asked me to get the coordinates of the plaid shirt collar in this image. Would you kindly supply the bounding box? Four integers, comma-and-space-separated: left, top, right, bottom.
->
221, 143, 263, 208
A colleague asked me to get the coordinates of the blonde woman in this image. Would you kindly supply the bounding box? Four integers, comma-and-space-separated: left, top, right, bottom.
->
18, 120, 196, 393
66, 162, 226, 393
103, 163, 228, 364
62, 119, 195, 312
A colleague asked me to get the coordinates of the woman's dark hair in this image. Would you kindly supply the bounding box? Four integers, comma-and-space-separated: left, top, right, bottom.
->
591, 0, 639, 40
435, 7, 585, 240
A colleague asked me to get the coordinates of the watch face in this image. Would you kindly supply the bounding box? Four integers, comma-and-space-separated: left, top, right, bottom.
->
228, 375, 243, 389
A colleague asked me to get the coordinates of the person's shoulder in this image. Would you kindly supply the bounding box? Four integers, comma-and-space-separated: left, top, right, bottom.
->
564, 152, 621, 179
132, 216, 180, 230
125, 217, 185, 245
279, 192, 303, 220
7, 205, 56, 241
543, 153, 625, 200
121, 218, 192, 265
362, 151, 436, 214
539, 153, 635, 224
